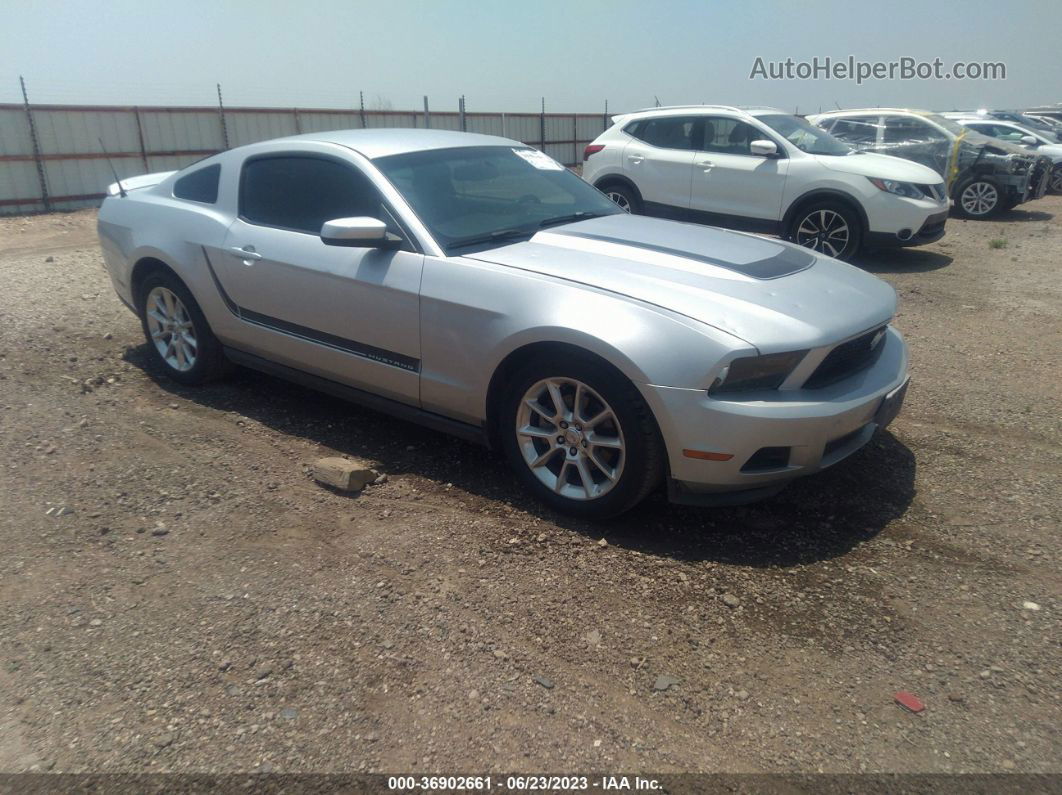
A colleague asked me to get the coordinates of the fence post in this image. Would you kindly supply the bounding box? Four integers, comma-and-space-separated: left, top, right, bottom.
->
604, 99, 608, 132
359, 91, 366, 128
423, 96, 430, 129
292, 107, 302, 134
572, 113, 578, 166
216, 83, 230, 149
19, 75, 49, 212
133, 106, 149, 171
459, 96, 466, 131
540, 97, 546, 153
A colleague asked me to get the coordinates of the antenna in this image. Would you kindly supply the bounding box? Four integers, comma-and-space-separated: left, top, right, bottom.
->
98, 137, 127, 198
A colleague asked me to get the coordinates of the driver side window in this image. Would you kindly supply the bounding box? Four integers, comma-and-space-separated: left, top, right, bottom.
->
240, 155, 386, 235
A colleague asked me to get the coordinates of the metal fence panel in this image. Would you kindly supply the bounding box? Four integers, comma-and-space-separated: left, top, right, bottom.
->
138, 110, 224, 155
33, 109, 140, 156
226, 111, 299, 147
0, 108, 35, 156
0, 160, 42, 211
298, 112, 362, 133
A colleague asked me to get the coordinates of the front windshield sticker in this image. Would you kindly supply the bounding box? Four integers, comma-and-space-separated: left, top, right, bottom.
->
512, 148, 565, 171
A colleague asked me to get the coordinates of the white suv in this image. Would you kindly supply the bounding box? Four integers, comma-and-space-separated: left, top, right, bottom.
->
582, 105, 949, 261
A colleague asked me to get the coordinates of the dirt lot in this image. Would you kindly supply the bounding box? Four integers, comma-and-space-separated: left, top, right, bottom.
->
0, 202, 1059, 776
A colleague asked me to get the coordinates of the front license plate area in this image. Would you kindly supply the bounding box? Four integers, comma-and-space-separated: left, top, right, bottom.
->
874, 377, 909, 430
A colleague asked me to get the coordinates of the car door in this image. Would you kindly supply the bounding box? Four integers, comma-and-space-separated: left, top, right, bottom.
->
217, 152, 423, 404
622, 116, 698, 215
688, 116, 788, 226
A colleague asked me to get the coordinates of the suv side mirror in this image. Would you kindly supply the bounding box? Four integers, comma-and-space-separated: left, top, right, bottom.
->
1020, 135, 1039, 146
320, 217, 401, 249
750, 139, 779, 157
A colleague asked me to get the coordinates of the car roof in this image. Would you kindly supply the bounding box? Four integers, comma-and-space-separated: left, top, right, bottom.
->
814, 108, 934, 117
612, 105, 787, 125
264, 128, 526, 159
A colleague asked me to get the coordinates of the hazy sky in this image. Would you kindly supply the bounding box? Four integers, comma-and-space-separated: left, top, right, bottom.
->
2, 0, 1059, 114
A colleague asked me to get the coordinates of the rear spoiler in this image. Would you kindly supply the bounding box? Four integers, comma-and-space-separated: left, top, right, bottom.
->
609, 113, 632, 126
106, 170, 177, 197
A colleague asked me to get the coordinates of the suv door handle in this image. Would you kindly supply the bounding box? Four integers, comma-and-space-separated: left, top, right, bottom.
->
229, 246, 263, 262
628, 154, 644, 164
699, 160, 715, 168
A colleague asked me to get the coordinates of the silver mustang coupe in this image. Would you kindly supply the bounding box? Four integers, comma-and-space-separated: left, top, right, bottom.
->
97, 129, 909, 518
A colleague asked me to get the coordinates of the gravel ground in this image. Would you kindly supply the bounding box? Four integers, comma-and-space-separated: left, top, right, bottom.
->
0, 203, 1058, 775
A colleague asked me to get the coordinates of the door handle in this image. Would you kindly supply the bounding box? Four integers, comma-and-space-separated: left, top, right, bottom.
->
699, 160, 715, 168
628, 154, 644, 164
229, 246, 262, 262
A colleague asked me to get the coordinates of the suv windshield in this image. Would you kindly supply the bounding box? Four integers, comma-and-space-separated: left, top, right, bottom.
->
374, 146, 621, 252
757, 114, 852, 155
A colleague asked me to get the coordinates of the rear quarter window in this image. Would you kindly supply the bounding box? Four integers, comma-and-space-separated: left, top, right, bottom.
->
173, 164, 221, 204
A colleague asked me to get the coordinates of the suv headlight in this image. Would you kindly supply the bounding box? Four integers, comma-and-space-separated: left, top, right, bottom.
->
709, 351, 807, 395
868, 177, 924, 199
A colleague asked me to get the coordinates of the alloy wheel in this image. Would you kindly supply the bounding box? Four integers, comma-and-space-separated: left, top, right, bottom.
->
606, 191, 632, 212
795, 209, 850, 258
515, 377, 625, 501
145, 286, 197, 372
960, 181, 999, 216
1050, 167, 1062, 194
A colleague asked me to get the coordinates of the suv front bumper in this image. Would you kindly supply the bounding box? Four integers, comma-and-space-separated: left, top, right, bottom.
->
647, 327, 909, 504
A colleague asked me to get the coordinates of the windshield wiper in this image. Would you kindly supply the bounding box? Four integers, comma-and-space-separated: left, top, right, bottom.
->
448, 227, 535, 251
537, 211, 605, 229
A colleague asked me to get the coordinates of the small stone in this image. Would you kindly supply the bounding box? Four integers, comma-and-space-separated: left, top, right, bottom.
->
256, 664, 274, 680
533, 675, 554, 689
1022, 601, 1041, 611
654, 675, 680, 692
103, 333, 113, 340
373, 473, 388, 485
596, 538, 608, 547
45, 256, 54, 263
151, 524, 169, 537
89, 618, 103, 627
722, 593, 741, 608
735, 689, 749, 701
312, 457, 379, 492
280, 707, 297, 720
947, 692, 965, 703
218, 659, 233, 672
493, 649, 507, 660
584, 630, 601, 647
468, 690, 479, 700
980, 670, 991, 679
154, 732, 174, 748
1001, 760, 1016, 771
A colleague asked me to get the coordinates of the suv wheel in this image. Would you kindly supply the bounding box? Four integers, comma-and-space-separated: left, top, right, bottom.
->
500, 354, 663, 519
955, 178, 1001, 218
138, 270, 230, 385
788, 202, 861, 261
1049, 165, 1062, 195
601, 183, 640, 214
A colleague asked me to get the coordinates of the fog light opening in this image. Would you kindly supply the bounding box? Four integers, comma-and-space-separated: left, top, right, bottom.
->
896, 228, 913, 241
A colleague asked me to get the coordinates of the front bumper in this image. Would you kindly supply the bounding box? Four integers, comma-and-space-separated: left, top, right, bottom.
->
648, 327, 909, 503
864, 191, 949, 248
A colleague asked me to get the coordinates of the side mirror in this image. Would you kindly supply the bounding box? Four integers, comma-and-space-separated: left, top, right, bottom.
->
1020, 135, 1039, 146
750, 139, 779, 157
320, 217, 400, 248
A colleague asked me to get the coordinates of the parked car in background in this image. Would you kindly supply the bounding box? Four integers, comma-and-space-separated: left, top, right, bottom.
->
1024, 107, 1062, 129
808, 109, 1052, 219
582, 105, 948, 261
942, 110, 1060, 142
97, 129, 910, 518
949, 118, 1062, 194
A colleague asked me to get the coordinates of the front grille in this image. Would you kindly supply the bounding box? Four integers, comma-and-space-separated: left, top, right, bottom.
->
917, 183, 945, 202
917, 211, 948, 237
804, 326, 887, 389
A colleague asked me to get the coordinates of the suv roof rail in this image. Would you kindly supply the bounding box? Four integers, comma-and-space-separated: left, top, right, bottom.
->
626, 104, 747, 115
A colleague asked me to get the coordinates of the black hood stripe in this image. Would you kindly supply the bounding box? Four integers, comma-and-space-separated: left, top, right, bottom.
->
549, 230, 815, 280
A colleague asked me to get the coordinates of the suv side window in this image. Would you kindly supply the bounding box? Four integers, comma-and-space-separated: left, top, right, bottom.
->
173, 163, 221, 204
700, 117, 762, 155
826, 117, 880, 145
239, 155, 385, 234
882, 116, 949, 144
627, 117, 698, 150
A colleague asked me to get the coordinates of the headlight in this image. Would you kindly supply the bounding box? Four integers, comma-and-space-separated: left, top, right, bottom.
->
709, 350, 807, 395
868, 177, 925, 199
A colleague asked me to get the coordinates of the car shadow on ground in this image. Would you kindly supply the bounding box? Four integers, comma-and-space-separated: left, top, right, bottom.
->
853, 248, 953, 274
124, 345, 917, 568
994, 207, 1054, 223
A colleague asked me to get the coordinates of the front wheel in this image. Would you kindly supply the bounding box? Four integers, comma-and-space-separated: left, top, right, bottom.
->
954, 178, 1002, 218
788, 202, 861, 261
500, 355, 664, 519
137, 270, 230, 385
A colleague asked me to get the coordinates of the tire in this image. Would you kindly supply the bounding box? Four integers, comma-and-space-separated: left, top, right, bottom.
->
600, 182, 641, 214
499, 353, 664, 519
953, 178, 1002, 219
787, 201, 862, 261
137, 269, 230, 385
1049, 165, 1062, 195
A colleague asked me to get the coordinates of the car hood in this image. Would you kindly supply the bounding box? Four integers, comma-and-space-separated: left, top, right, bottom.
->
465, 214, 896, 352
813, 151, 943, 183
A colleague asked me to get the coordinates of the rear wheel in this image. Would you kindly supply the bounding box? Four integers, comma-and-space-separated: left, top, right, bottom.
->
788, 202, 861, 261
1049, 165, 1062, 195
600, 183, 640, 214
500, 354, 664, 519
137, 270, 230, 385
954, 178, 1002, 218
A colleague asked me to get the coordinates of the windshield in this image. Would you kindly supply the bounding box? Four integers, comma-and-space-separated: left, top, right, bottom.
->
756, 114, 852, 155
374, 146, 621, 252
